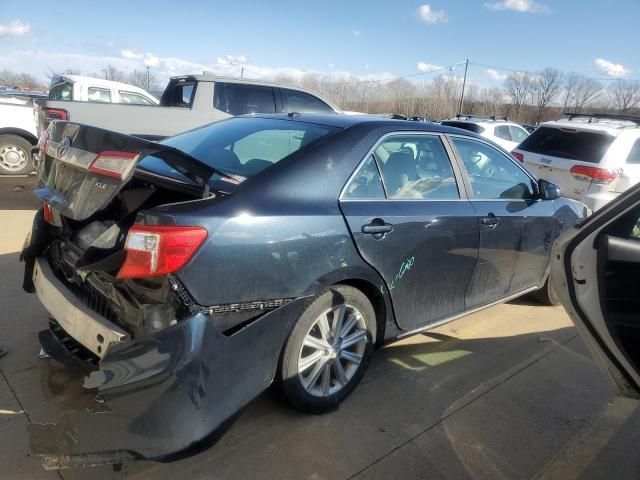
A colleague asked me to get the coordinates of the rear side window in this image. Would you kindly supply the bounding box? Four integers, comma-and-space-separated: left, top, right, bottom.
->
49, 81, 73, 100
283, 89, 334, 113
119, 91, 155, 105
495, 125, 511, 141
342, 155, 385, 200
509, 125, 529, 143
518, 126, 614, 164
214, 83, 276, 115
88, 87, 111, 103
441, 121, 485, 134
161, 81, 195, 107
626, 139, 640, 165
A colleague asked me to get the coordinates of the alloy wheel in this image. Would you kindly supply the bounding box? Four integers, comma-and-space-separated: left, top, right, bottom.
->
297, 304, 368, 397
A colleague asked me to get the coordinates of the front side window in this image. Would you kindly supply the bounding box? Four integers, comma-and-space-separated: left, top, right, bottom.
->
87, 87, 111, 103
452, 136, 535, 200
284, 89, 334, 114
342, 155, 385, 199
494, 125, 511, 141
374, 135, 460, 200
509, 125, 529, 143
214, 83, 276, 115
119, 91, 155, 105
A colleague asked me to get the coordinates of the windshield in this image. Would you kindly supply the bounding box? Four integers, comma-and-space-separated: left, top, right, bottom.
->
139, 117, 338, 183
49, 80, 73, 101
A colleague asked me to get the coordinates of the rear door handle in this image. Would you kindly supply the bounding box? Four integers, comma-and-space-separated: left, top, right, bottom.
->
362, 220, 393, 236
481, 214, 501, 229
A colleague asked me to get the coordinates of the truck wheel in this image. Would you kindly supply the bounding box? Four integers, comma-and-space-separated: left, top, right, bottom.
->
278, 285, 376, 414
0, 135, 33, 175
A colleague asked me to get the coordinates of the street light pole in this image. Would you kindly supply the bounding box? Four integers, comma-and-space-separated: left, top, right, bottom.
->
146, 66, 150, 90
457, 59, 469, 116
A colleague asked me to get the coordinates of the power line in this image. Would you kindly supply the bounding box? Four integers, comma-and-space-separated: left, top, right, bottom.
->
469, 61, 639, 83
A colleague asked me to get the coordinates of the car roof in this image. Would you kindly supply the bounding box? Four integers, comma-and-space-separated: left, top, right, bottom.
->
51, 74, 157, 97
541, 117, 640, 135
247, 113, 478, 135
444, 118, 521, 128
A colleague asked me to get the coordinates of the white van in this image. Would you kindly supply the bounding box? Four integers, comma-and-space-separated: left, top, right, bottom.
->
48, 75, 159, 105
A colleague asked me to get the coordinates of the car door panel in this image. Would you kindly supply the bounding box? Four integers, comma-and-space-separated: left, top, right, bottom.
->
553, 187, 640, 398
340, 200, 479, 330
449, 135, 558, 308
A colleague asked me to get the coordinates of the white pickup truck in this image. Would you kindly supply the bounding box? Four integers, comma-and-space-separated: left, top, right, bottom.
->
0, 76, 158, 175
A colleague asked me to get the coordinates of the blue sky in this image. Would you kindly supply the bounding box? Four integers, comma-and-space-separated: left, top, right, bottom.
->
0, 0, 638, 87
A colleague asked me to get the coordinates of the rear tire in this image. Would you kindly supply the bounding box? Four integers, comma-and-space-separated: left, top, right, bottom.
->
531, 276, 560, 306
0, 135, 33, 175
278, 285, 376, 414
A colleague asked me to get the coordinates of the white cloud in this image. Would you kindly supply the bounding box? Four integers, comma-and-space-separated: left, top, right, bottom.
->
484, 0, 550, 13
120, 48, 142, 60
485, 69, 507, 81
353, 30, 361, 37
215, 54, 247, 66
418, 5, 448, 24
594, 58, 630, 79
328, 63, 335, 69
417, 62, 443, 73
0, 20, 31, 38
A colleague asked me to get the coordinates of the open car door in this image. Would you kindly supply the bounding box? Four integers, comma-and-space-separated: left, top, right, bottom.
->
551, 184, 640, 399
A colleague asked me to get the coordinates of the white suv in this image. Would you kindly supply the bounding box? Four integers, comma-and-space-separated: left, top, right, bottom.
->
441, 115, 530, 152
512, 113, 640, 211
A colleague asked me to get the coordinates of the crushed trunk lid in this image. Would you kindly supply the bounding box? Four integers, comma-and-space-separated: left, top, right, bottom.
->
36, 121, 218, 221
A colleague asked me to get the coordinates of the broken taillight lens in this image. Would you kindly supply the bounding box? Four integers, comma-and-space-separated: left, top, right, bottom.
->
42, 202, 54, 224
88, 151, 140, 180
117, 225, 208, 279
570, 165, 618, 184
43, 107, 68, 121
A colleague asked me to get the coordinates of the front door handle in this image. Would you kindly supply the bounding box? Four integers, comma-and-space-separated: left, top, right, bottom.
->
481, 213, 501, 229
362, 219, 393, 236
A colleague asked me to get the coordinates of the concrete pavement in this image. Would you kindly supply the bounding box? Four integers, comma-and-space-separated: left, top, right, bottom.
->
0, 181, 638, 479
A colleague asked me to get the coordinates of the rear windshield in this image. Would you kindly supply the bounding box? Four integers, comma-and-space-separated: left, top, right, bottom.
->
518, 126, 615, 163
49, 81, 73, 101
143, 117, 338, 181
441, 121, 485, 134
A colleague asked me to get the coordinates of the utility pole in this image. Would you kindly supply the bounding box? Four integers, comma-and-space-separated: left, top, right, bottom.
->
146, 66, 150, 90
240, 66, 244, 78
102, 68, 108, 80
457, 59, 469, 116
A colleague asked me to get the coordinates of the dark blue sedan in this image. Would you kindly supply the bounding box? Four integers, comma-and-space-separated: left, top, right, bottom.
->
22, 113, 587, 461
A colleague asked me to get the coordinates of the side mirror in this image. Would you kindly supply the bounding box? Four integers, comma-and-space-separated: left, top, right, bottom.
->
538, 179, 561, 200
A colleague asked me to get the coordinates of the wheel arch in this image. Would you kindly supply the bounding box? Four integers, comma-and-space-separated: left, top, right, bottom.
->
0, 127, 38, 145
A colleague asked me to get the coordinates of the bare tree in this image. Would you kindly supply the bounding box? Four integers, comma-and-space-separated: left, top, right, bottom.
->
609, 80, 640, 114
533, 68, 562, 122
563, 74, 603, 113
0, 69, 46, 89
504, 72, 534, 118
128, 69, 161, 91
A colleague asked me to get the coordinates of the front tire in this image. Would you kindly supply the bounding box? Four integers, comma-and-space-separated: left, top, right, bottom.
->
279, 285, 376, 414
0, 135, 33, 175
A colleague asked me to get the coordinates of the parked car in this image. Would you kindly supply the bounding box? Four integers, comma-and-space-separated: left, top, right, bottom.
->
0, 91, 46, 174
35, 75, 341, 141
441, 115, 530, 152
48, 75, 159, 105
22, 114, 586, 460
513, 113, 640, 212
552, 180, 640, 401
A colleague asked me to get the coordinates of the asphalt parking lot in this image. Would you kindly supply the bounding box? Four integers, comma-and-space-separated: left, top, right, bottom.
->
1, 176, 639, 480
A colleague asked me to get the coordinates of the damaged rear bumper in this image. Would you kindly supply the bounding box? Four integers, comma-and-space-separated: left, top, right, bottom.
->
31, 256, 305, 462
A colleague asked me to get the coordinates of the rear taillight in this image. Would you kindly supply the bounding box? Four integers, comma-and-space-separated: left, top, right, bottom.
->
570, 165, 618, 184
43, 107, 68, 121
88, 151, 139, 180
511, 151, 524, 162
117, 225, 208, 279
43, 202, 54, 224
